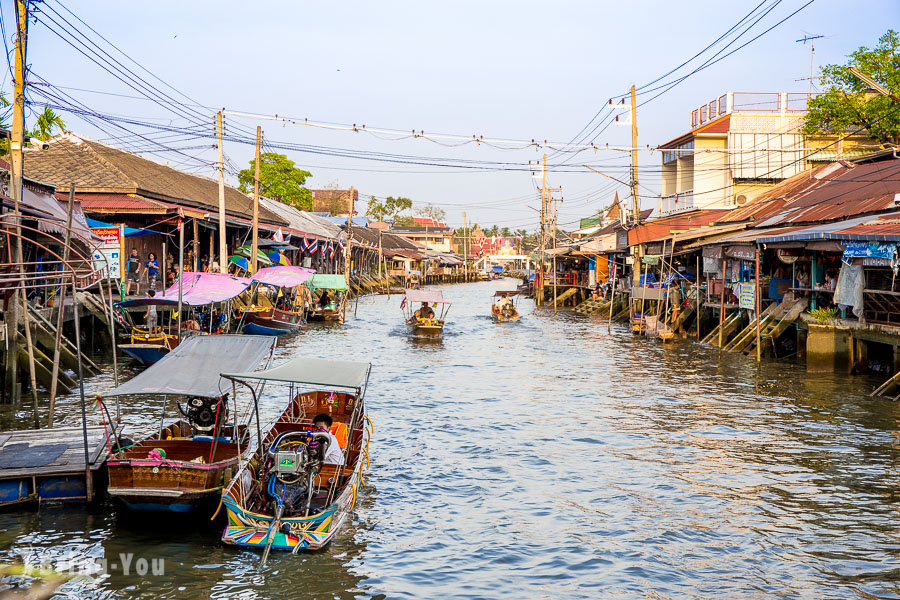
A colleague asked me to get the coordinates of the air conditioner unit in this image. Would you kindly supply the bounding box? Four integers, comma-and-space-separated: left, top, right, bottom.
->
735, 194, 748, 206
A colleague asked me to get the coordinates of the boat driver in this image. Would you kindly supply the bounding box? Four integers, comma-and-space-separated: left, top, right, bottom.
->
312, 413, 344, 465
319, 290, 331, 308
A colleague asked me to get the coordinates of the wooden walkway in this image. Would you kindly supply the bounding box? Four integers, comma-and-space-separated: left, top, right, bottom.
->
0, 425, 118, 507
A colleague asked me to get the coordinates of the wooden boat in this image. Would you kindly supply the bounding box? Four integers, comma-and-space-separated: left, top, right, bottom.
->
305, 274, 349, 322
99, 335, 277, 513
118, 326, 179, 365
220, 357, 371, 562
491, 290, 522, 323
239, 266, 315, 335
402, 289, 451, 338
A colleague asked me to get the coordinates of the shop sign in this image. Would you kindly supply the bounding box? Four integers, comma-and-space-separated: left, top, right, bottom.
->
842, 241, 897, 260
642, 255, 660, 265
91, 226, 121, 279
725, 245, 756, 261
737, 282, 756, 309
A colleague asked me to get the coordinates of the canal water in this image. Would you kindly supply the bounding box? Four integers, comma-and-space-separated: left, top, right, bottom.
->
1, 279, 898, 599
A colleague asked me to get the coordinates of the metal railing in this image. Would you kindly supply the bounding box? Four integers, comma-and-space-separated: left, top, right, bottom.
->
690, 92, 818, 129
658, 189, 694, 216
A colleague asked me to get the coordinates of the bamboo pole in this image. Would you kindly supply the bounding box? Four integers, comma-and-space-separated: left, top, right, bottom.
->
755, 248, 762, 362
718, 255, 727, 348
607, 256, 616, 333
696, 254, 701, 339
48, 185, 75, 427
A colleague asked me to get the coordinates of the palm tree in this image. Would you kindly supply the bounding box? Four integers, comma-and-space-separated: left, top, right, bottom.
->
30, 106, 66, 141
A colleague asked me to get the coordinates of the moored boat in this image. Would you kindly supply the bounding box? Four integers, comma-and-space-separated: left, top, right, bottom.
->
402, 289, 451, 338
238, 266, 315, 335
219, 357, 371, 563
100, 334, 277, 513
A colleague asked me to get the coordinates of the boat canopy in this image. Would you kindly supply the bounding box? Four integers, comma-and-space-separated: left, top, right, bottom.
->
251, 265, 315, 288
117, 272, 251, 307
223, 356, 371, 390
104, 335, 276, 398
306, 274, 349, 291
404, 289, 449, 304
493, 290, 523, 297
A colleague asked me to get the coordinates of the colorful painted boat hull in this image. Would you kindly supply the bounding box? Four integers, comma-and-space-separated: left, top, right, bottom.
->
241, 308, 304, 335
118, 343, 169, 366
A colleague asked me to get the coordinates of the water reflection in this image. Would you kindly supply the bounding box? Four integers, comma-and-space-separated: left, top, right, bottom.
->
0, 279, 898, 598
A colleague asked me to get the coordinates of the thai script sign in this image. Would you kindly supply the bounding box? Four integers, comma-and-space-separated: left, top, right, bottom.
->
738, 282, 756, 309
842, 241, 897, 260
91, 226, 122, 279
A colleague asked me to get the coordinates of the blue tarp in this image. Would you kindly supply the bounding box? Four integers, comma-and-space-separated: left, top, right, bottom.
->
492, 265, 504, 273
86, 218, 154, 237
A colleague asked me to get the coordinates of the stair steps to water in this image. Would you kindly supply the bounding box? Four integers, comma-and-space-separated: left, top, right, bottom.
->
871, 369, 900, 398
670, 301, 696, 334
26, 303, 99, 374
553, 287, 579, 307
701, 310, 745, 346
725, 297, 808, 355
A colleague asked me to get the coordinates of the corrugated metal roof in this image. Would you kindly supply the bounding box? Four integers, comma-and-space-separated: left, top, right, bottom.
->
721, 158, 900, 226
66, 193, 173, 212
628, 210, 732, 245
756, 212, 900, 244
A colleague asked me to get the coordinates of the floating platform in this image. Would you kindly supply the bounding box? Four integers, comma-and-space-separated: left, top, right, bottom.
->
0, 425, 117, 508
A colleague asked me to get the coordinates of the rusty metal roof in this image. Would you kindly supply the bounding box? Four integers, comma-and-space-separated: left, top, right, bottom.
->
628, 209, 732, 245
721, 158, 900, 226
756, 212, 900, 244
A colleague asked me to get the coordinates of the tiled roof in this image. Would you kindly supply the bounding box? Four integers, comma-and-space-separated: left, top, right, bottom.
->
24, 133, 288, 225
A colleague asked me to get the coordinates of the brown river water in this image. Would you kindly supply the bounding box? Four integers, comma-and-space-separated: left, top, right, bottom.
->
0, 279, 898, 599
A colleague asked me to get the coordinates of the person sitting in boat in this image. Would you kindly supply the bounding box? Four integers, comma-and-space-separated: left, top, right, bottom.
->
145, 290, 158, 331
415, 302, 434, 320
312, 413, 344, 465
319, 290, 331, 308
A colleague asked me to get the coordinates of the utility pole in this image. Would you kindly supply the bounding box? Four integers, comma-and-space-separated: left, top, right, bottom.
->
534, 153, 561, 306
463, 211, 468, 282
251, 125, 261, 273
4, 0, 28, 401
630, 85, 643, 288
344, 186, 355, 286
216, 111, 227, 273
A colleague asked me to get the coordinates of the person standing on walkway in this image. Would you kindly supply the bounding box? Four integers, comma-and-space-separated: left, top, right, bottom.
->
145, 252, 160, 292
125, 248, 142, 296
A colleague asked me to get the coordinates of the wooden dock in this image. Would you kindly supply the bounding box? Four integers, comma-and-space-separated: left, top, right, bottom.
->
0, 425, 118, 508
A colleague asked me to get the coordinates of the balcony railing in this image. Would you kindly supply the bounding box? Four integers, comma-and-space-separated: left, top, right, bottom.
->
690, 92, 818, 130
659, 189, 694, 215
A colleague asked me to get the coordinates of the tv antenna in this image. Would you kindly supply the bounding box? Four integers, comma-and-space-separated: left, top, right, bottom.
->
796, 34, 825, 93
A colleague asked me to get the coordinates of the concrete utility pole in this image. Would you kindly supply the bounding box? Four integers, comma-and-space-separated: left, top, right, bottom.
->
535, 154, 562, 307
630, 85, 643, 288
216, 111, 228, 273
344, 187, 355, 286
251, 125, 261, 273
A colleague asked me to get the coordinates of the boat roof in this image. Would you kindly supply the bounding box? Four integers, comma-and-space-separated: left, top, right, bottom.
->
404, 289, 449, 304
251, 265, 315, 288
493, 290, 523, 297
223, 356, 371, 390
104, 335, 276, 398
117, 272, 251, 307
306, 273, 349, 291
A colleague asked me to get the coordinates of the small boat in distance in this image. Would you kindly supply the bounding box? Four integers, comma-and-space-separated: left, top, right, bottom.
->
101, 334, 277, 514
491, 290, 522, 323
402, 289, 451, 338
220, 357, 371, 563
239, 266, 315, 335
306, 274, 349, 322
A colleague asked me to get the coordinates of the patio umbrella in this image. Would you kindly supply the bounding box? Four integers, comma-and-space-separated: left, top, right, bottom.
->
234, 245, 274, 266
267, 250, 291, 266
228, 255, 250, 272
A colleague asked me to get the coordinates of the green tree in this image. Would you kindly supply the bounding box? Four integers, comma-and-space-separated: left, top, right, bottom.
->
499, 227, 512, 237
238, 152, 312, 209
802, 30, 900, 144
487, 224, 500, 237
415, 203, 446, 223
30, 106, 66, 141
365, 195, 412, 223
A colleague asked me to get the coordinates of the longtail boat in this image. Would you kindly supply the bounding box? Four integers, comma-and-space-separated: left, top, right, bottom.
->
117, 272, 252, 364
220, 357, 371, 564
491, 290, 522, 323
238, 266, 315, 335
305, 274, 349, 322
402, 289, 450, 338
100, 334, 277, 513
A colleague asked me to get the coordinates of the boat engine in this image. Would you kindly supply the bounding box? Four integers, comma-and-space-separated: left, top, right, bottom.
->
263, 430, 330, 517
178, 395, 229, 434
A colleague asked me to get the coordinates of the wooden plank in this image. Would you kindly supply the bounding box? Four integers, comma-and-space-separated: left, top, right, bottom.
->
0, 426, 115, 479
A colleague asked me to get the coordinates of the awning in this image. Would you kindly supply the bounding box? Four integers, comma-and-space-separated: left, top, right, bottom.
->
306, 273, 349, 291
104, 334, 276, 397
251, 266, 315, 288
223, 356, 371, 390
405, 289, 448, 304
117, 272, 251, 307
86, 217, 155, 237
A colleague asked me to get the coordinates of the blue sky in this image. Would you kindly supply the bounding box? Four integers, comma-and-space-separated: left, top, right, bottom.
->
5, 0, 897, 230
